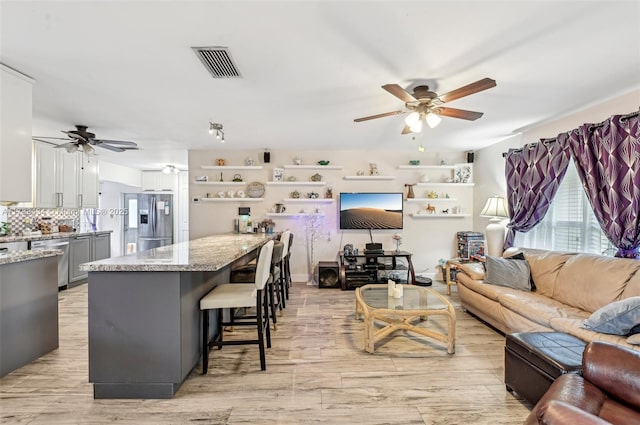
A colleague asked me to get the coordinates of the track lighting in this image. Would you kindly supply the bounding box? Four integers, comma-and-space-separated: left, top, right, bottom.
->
209, 122, 225, 143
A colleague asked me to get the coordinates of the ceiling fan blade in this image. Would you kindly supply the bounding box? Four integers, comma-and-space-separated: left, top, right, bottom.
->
401, 125, 413, 135
382, 84, 417, 103
61, 130, 86, 141
438, 78, 496, 103
354, 111, 404, 122
436, 107, 484, 121
93, 139, 138, 146
95, 144, 126, 152
51, 142, 78, 149
33, 136, 73, 142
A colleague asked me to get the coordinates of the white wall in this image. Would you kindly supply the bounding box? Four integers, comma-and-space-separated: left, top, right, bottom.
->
474, 88, 640, 233
99, 161, 142, 187
189, 149, 476, 281
96, 181, 142, 257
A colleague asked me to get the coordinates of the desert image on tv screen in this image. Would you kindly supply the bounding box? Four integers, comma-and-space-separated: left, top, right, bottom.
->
340, 193, 403, 229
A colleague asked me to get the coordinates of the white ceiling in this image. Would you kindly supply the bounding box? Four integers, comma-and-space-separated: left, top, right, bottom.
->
2, 1, 639, 171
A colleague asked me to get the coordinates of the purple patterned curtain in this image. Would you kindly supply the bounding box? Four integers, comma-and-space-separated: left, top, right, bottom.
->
504, 140, 572, 249
559, 113, 640, 258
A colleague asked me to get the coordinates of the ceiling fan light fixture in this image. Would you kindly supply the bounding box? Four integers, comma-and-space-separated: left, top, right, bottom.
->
426, 112, 442, 128
208, 122, 215, 134
65, 144, 79, 153
83, 144, 95, 154
404, 112, 420, 127
409, 119, 423, 133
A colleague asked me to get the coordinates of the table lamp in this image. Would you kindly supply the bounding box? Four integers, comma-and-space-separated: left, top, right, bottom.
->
480, 195, 509, 257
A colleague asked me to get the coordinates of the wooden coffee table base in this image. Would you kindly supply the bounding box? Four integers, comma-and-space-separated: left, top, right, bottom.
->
355, 285, 456, 354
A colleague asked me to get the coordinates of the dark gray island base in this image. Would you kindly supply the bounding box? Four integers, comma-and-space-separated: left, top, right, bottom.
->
82, 234, 273, 399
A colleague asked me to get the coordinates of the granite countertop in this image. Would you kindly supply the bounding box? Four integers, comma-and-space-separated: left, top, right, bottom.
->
0, 249, 63, 266
80, 233, 275, 272
0, 230, 113, 243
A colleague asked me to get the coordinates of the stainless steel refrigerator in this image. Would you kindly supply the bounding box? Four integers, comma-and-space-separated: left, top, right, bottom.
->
124, 193, 173, 252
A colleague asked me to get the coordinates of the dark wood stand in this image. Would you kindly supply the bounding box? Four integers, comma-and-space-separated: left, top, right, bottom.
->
339, 250, 416, 290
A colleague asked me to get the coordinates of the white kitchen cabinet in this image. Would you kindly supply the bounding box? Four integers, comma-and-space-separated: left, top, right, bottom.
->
0, 65, 33, 204
33, 141, 78, 208
142, 171, 176, 192
78, 154, 99, 208
33, 141, 98, 208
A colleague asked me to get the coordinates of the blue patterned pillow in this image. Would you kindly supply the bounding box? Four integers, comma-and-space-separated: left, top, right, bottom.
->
583, 297, 640, 335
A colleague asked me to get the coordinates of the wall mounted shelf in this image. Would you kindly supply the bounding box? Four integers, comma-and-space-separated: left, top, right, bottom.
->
265, 212, 326, 218
408, 213, 471, 218
397, 165, 455, 170
200, 165, 264, 170
193, 181, 246, 186
282, 198, 335, 203
342, 176, 396, 181
405, 198, 457, 202
265, 181, 326, 186
283, 165, 343, 170
415, 182, 475, 187
198, 197, 263, 202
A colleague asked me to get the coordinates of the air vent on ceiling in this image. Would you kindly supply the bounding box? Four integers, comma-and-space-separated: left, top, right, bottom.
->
192, 46, 241, 78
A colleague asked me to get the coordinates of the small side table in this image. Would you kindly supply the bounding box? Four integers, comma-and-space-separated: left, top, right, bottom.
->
444, 257, 484, 295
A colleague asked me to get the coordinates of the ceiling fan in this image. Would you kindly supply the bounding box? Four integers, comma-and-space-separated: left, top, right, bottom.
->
33, 125, 139, 154
354, 78, 497, 134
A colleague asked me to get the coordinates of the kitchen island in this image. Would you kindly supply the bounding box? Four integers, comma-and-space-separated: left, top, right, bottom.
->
1, 249, 62, 377
80, 233, 274, 399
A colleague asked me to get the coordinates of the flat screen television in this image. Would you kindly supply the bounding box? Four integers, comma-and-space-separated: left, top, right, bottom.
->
339, 192, 403, 229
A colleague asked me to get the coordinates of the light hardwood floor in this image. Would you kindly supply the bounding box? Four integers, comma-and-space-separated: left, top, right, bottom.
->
0, 280, 531, 424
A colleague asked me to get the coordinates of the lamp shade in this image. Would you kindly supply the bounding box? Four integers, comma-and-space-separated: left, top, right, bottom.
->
480, 196, 509, 218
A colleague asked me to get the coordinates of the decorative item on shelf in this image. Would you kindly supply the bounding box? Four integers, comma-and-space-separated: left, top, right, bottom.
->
357, 170, 365, 176
287, 176, 297, 182
290, 189, 301, 199
236, 190, 246, 198
420, 174, 430, 183
392, 233, 402, 252
274, 203, 286, 213
427, 190, 438, 199
216, 158, 226, 166
480, 195, 510, 256
247, 182, 265, 198
294, 156, 303, 165
441, 209, 449, 214
245, 158, 255, 166
227, 190, 235, 198
195, 175, 208, 182
445, 178, 454, 183
454, 163, 473, 183
206, 193, 212, 198
219, 172, 224, 182
426, 204, 436, 214
317, 160, 330, 166
273, 167, 285, 182
409, 160, 420, 165
310, 173, 322, 182
404, 184, 415, 199
369, 163, 379, 176
325, 186, 333, 199
440, 160, 446, 165
307, 192, 319, 199
445, 193, 450, 198
263, 149, 271, 163
217, 191, 226, 198
232, 174, 243, 182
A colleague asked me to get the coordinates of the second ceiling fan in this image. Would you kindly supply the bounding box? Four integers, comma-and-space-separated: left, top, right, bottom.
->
354, 78, 496, 134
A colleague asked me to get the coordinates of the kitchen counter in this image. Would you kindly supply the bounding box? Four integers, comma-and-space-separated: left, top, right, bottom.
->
0, 249, 62, 266
85, 232, 276, 399
0, 230, 112, 243
80, 233, 270, 272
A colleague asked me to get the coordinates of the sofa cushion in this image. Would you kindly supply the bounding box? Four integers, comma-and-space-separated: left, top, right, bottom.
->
583, 297, 640, 335
628, 334, 640, 345
499, 291, 589, 328
485, 255, 531, 291
553, 254, 640, 313
621, 270, 640, 299
549, 317, 640, 352
457, 273, 520, 301
457, 262, 485, 280
522, 250, 574, 297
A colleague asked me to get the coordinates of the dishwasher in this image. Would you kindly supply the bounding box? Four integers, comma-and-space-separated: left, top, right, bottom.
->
31, 238, 70, 289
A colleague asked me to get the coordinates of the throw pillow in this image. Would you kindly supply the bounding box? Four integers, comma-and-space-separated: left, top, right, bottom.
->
484, 255, 532, 291
504, 252, 536, 291
582, 296, 640, 335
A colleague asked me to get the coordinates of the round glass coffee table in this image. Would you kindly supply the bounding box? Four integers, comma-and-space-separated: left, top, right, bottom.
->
355, 284, 456, 354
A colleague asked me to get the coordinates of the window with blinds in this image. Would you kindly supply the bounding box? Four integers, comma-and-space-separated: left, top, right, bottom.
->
514, 160, 611, 255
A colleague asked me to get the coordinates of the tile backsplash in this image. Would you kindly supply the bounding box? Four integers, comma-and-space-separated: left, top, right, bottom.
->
4, 208, 80, 235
